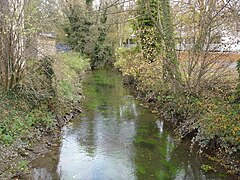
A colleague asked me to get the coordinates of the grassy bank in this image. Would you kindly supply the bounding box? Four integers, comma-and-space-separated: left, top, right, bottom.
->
0, 51, 90, 178
53, 52, 90, 113
114, 47, 240, 175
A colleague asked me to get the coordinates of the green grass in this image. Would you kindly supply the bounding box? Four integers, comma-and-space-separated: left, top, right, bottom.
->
0, 95, 54, 145
60, 52, 89, 72
54, 51, 90, 102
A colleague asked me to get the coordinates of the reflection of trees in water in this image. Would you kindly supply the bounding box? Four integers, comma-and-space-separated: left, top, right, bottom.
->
133, 114, 165, 179
156, 120, 164, 136
171, 147, 208, 180
73, 99, 139, 157
166, 135, 175, 161
30, 147, 60, 180
77, 117, 96, 156
155, 121, 208, 179
119, 96, 138, 120
76, 112, 136, 157
172, 162, 207, 180
33, 168, 52, 180
75, 69, 138, 156
133, 114, 212, 179
83, 69, 127, 118
133, 116, 186, 179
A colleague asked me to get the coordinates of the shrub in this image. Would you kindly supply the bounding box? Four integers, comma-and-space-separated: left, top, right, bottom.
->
195, 99, 240, 155
0, 51, 90, 145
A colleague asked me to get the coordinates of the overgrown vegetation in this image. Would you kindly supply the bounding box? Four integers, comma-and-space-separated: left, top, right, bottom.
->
114, 0, 240, 174
0, 97, 53, 145
0, 51, 89, 145
0, 50, 89, 178
115, 46, 239, 173
53, 52, 90, 112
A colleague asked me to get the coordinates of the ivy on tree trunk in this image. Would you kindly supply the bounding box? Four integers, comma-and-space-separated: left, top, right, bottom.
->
137, 0, 182, 93
237, 60, 240, 102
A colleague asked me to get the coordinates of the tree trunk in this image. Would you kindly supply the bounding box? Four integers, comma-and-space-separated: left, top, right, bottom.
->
0, 0, 25, 92
160, 0, 182, 92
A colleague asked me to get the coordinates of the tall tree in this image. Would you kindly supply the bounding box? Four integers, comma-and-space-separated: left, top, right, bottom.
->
64, 0, 119, 69
136, 0, 182, 92
135, 0, 161, 63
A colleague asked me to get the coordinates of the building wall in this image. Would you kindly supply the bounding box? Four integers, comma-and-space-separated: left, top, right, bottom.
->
37, 35, 56, 59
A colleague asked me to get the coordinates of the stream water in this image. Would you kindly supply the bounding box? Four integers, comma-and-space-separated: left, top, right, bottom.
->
29, 68, 234, 180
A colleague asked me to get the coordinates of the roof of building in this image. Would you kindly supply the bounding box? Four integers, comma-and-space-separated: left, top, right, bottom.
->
39, 32, 56, 39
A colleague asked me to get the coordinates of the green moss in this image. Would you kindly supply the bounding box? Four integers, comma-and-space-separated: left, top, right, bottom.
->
156, 170, 171, 179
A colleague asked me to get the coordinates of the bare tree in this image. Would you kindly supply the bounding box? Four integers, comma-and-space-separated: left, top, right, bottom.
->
174, 0, 238, 95
0, 0, 26, 92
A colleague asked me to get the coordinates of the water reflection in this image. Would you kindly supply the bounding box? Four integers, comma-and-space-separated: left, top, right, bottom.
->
29, 146, 60, 180
55, 70, 137, 179
156, 120, 164, 136
32, 168, 52, 180
30, 69, 234, 180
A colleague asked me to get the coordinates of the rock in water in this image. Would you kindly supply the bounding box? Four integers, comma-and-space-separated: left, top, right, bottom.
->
56, 114, 64, 127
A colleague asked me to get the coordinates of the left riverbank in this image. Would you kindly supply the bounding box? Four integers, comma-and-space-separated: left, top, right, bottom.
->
0, 52, 90, 179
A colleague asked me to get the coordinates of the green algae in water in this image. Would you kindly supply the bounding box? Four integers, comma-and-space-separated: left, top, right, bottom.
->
137, 165, 146, 175
134, 137, 158, 147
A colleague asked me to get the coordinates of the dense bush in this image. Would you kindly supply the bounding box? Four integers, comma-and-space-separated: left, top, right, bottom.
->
115, 47, 165, 93
196, 99, 240, 155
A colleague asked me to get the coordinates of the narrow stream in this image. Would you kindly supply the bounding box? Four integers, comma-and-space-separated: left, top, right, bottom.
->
29, 68, 233, 180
